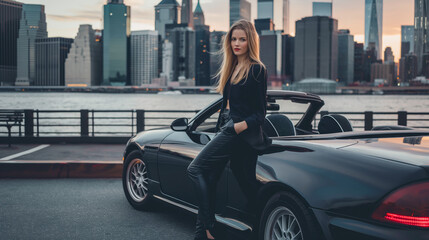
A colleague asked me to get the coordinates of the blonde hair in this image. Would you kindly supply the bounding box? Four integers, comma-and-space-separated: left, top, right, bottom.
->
214, 19, 265, 94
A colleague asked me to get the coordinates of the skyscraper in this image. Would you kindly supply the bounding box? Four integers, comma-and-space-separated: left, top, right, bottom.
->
210, 31, 226, 85
103, 0, 130, 86
256, 0, 289, 32
414, 0, 429, 74
193, 0, 205, 26
363, 43, 379, 82
0, 0, 22, 86
283, 0, 290, 33
181, 0, 193, 29
230, 0, 251, 26
161, 40, 173, 83
384, 47, 394, 63
313, 2, 332, 17
260, 30, 283, 78
294, 16, 338, 82
401, 25, 414, 55
354, 42, 364, 82
34, 37, 73, 86
15, 4, 47, 86
338, 29, 355, 85
65, 25, 102, 87
155, 0, 180, 39
258, 0, 273, 19
365, 0, 383, 60
130, 30, 159, 86
194, 0, 211, 86
281, 34, 294, 82
399, 54, 418, 83
254, 19, 274, 35
169, 27, 195, 82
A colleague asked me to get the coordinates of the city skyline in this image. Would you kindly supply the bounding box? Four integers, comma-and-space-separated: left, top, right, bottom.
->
17, 0, 414, 59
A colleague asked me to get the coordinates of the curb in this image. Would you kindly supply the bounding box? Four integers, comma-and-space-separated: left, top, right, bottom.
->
0, 137, 130, 145
0, 161, 123, 178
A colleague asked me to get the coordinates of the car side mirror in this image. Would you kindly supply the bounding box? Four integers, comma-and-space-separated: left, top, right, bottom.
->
171, 118, 189, 131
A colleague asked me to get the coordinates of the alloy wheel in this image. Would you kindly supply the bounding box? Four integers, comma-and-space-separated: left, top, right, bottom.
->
126, 158, 149, 202
264, 206, 303, 240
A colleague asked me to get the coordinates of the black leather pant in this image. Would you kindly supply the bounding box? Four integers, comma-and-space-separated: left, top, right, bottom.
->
187, 110, 259, 239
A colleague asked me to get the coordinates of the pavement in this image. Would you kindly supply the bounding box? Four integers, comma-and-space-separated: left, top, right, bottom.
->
0, 144, 124, 178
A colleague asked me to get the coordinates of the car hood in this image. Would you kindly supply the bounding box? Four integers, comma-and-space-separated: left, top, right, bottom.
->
341, 136, 429, 168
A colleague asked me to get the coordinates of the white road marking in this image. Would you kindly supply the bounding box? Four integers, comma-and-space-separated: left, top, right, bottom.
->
0, 144, 50, 161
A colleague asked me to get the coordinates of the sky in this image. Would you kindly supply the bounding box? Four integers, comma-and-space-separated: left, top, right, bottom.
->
20, 0, 414, 59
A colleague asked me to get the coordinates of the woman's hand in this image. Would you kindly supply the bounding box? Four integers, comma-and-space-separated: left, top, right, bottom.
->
233, 121, 248, 135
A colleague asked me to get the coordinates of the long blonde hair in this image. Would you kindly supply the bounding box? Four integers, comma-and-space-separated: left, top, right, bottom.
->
214, 19, 265, 94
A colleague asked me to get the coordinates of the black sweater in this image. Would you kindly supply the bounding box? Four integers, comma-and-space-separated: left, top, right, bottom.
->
223, 63, 268, 130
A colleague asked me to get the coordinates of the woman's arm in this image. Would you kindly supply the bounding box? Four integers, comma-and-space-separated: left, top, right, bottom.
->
234, 64, 267, 134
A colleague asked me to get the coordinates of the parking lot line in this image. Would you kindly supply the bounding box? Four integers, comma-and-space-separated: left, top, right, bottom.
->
0, 144, 51, 161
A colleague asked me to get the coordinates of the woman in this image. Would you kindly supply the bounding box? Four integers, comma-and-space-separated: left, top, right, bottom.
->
187, 19, 272, 240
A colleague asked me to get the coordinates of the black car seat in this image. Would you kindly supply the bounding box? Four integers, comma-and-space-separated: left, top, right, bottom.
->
263, 114, 296, 137
318, 114, 353, 134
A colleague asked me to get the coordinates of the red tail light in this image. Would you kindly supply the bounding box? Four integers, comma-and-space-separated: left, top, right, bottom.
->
372, 181, 429, 228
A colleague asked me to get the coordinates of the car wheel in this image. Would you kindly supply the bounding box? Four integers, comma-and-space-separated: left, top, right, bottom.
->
122, 150, 153, 210
259, 191, 322, 240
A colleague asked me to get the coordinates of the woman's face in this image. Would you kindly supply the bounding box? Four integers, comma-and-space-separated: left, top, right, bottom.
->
231, 29, 248, 57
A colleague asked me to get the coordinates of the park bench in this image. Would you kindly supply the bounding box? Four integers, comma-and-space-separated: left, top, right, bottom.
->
0, 111, 24, 147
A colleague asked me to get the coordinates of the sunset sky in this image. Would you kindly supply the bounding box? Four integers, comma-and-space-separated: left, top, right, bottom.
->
20, 0, 414, 59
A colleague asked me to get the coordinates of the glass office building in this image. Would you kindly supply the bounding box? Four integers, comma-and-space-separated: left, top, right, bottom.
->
155, 0, 180, 39
294, 16, 338, 82
313, 2, 332, 17
230, 0, 251, 27
103, 0, 130, 86
35, 37, 73, 86
258, 0, 273, 19
257, 0, 286, 31
401, 25, 414, 57
414, 0, 429, 74
15, 4, 47, 86
338, 30, 355, 85
0, 0, 22, 86
365, 0, 383, 59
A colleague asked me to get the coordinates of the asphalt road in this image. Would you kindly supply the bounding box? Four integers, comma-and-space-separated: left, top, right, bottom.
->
0, 179, 248, 240
0, 179, 196, 240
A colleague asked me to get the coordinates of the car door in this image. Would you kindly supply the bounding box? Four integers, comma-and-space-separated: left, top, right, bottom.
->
157, 100, 228, 212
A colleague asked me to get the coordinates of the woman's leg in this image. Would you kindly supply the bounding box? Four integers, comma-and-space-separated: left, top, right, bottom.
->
187, 121, 237, 239
230, 140, 260, 213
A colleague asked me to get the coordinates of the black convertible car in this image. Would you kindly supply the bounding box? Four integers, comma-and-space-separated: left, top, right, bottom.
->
122, 91, 429, 240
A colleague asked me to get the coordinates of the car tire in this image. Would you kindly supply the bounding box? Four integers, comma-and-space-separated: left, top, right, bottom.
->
258, 191, 323, 240
122, 150, 154, 210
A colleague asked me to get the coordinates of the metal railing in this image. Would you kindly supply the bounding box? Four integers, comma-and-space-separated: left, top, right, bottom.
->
1, 109, 429, 137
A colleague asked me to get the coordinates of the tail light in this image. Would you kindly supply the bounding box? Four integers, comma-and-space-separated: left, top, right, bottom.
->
372, 181, 429, 228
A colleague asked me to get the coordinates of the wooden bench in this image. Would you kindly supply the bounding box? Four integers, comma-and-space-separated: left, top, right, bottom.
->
0, 111, 24, 147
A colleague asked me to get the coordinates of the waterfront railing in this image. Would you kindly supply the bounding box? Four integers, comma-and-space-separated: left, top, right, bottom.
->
1, 109, 428, 137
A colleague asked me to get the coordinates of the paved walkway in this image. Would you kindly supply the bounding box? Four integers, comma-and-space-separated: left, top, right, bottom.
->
0, 144, 125, 178
0, 144, 124, 162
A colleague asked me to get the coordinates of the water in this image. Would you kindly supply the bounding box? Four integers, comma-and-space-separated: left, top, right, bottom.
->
2, 92, 429, 112
2, 92, 429, 136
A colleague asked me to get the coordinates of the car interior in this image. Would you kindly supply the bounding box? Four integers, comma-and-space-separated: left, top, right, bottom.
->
192, 98, 355, 137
